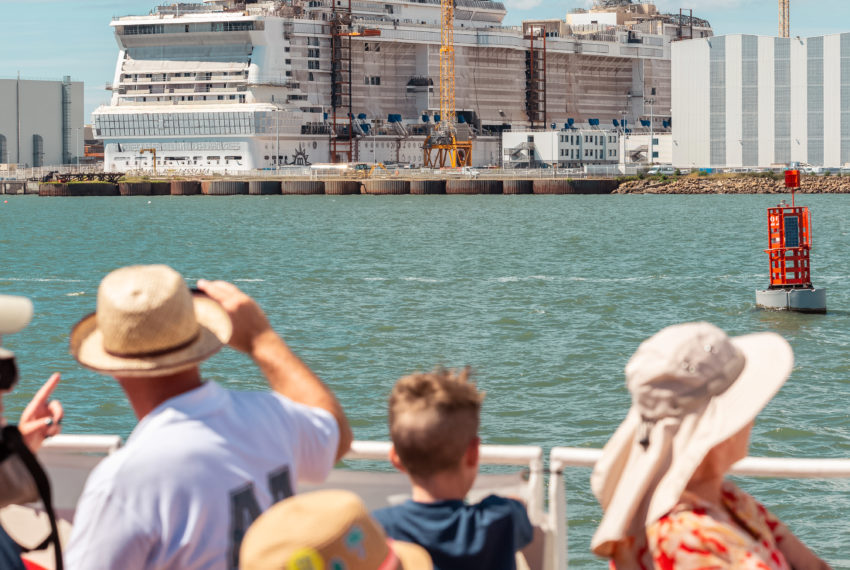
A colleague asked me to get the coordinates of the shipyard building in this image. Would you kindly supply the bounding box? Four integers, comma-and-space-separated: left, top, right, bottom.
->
93, 0, 711, 172
0, 78, 85, 168
673, 33, 850, 169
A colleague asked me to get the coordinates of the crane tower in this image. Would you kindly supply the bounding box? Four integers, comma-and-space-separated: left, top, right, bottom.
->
423, 0, 472, 168
779, 0, 790, 38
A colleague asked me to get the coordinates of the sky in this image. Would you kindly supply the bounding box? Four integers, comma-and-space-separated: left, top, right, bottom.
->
0, 0, 848, 119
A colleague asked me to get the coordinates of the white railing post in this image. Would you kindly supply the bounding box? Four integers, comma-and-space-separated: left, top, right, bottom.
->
548, 456, 567, 570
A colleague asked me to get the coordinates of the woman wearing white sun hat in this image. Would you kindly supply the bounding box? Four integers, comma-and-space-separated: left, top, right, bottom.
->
590, 322, 831, 570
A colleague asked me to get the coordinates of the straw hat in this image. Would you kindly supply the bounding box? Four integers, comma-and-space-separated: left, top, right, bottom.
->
241, 489, 433, 570
590, 322, 793, 566
70, 265, 232, 377
0, 295, 33, 336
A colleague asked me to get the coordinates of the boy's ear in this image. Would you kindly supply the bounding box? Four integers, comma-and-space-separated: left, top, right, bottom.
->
389, 445, 408, 474
465, 436, 480, 467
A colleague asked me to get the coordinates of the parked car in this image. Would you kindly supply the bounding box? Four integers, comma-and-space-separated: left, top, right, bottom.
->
647, 166, 676, 175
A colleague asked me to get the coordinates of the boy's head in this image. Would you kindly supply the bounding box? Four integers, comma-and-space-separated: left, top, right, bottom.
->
388, 367, 484, 479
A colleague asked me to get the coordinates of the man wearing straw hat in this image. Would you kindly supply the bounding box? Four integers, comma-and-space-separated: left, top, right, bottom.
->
64, 265, 352, 570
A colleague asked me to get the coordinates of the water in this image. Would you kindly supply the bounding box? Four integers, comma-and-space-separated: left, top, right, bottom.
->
2, 194, 849, 567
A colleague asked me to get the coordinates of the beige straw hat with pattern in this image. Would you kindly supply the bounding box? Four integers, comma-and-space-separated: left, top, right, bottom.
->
240, 489, 433, 570
590, 322, 793, 567
70, 265, 232, 377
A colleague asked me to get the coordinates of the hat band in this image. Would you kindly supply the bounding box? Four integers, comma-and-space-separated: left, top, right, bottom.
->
104, 330, 201, 359
379, 541, 400, 570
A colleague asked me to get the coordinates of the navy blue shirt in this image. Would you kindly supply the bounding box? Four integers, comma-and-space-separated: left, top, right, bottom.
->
373, 495, 533, 570
0, 526, 24, 570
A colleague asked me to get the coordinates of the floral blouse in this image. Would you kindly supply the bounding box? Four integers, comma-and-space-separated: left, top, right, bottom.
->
645, 480, 791, 570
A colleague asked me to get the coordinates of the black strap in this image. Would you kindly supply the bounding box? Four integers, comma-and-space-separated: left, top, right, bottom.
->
2, 426, 63, 570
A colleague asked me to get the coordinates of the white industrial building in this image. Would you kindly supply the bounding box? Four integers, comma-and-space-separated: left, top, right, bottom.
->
673, 33, 850, 169
502, 128, 675, 170
0, 77, 85, 168
503, 129, 620, 168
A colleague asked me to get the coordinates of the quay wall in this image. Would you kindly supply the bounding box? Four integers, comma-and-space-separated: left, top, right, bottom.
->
29, 174, 850, 197
39, 183, 119, 197
324, 181, 361, 195
0, 182, 27, 195
171, 181, 201, 195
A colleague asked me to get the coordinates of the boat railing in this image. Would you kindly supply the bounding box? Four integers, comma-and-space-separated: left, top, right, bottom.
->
548, 447, 850, 570
16, 437, 850, 570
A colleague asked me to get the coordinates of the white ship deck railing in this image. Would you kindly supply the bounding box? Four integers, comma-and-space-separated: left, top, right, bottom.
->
4, 436, 850, 569
548, 447, 850, 570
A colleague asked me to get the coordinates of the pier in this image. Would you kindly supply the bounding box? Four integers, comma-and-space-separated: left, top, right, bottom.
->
24, 173, 622, 197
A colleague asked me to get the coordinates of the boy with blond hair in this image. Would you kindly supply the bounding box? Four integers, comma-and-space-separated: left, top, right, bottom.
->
373, 367, 533, 570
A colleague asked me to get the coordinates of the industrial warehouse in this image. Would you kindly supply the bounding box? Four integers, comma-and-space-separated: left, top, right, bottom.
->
0, 77, 84, 168
672, 31, 850, 169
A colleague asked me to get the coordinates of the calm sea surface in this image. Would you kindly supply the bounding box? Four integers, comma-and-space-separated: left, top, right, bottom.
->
1, 194, 849, 567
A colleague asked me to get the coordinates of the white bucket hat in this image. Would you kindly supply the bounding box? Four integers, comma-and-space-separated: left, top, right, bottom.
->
0, 295, 33, 336
590, 322, 793, 566
70, 265, 232, 378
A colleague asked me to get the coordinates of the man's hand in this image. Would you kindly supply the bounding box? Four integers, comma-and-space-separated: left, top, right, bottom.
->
196, 278, 352, 461
19, 373, 63, 453
197, 279, 274, 354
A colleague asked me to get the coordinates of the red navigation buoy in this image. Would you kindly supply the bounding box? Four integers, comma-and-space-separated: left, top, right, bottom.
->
755, 170, 826, 313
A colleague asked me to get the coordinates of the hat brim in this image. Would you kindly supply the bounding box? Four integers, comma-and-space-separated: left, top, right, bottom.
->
591, 331, 793, 556
392, 540, 433, 570
645, 331, 793, 520
69, 293, 232, 378
0, 295, 33, 336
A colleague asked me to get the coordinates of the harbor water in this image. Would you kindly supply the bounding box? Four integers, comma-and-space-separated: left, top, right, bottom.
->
1, 194, 849, 567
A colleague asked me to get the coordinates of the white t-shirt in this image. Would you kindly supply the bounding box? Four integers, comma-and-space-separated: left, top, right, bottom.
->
65, 381, 339, 570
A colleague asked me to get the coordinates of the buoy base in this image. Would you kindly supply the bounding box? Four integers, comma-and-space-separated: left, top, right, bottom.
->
755, 287, 827, 314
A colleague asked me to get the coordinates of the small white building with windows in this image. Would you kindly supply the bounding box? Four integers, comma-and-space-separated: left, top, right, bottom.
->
0, 77, 84, 167
502, 129, 620, 168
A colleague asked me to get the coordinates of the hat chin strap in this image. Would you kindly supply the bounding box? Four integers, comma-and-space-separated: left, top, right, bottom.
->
379, 541, 401, 570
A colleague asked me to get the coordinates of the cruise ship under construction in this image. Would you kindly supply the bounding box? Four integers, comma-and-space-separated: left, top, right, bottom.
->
93, 0, 712, 172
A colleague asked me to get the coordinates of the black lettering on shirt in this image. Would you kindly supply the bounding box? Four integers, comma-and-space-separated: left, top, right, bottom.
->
228, 482, 261, 569
268, 466, 293, 503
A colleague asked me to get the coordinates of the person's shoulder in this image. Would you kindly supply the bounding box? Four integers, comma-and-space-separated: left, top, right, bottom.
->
372, 503, 413, 537
478, 495, 522, 508
648, 495, 747, 550
84, 437, 182, 496
227, 387, 336, 423
475, 495, 530, 519
373, 502, 411, 523
371, 504, 394, 523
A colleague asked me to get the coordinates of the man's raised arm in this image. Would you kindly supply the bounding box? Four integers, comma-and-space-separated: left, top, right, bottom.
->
197, 279, 352, 461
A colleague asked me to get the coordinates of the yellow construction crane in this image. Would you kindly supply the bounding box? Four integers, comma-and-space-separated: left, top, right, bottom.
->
779, 0, 790, 38
423, 0, 472, 168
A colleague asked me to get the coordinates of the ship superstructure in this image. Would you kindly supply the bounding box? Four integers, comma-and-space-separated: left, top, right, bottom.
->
93, 0, 712, 172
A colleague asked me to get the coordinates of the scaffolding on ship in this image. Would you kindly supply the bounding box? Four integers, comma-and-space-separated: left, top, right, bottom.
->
525, 25, 547, 129
423, 0, 472, 169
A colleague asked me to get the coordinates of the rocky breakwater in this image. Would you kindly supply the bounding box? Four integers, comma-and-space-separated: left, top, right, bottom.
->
615, 174, 850, 195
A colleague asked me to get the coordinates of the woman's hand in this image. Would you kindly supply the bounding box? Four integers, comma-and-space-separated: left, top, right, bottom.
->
18, 373, 63, 453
